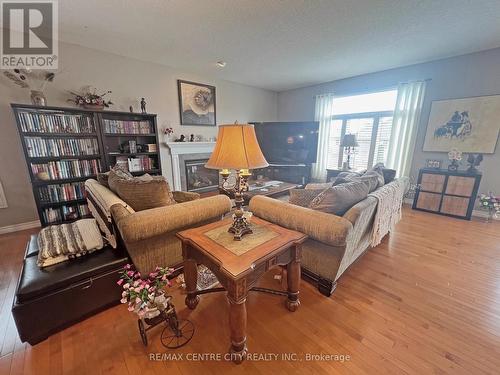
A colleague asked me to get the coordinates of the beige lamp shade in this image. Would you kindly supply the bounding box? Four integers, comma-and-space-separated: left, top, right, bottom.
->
205, 124, 269, 170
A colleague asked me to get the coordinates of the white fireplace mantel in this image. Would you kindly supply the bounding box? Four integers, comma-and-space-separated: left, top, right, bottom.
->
164, 142, 216, 190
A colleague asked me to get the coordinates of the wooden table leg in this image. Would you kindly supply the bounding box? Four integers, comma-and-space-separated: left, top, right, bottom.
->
228, 296, 247, 364
184, 257, 199, 310
286, 245, 301, 312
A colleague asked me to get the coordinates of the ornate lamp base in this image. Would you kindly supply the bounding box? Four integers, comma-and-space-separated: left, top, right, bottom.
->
228, 210, 252, 240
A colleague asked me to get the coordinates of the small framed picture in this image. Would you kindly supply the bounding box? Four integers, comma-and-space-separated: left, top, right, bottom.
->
425, 159, 442, 169
177, 80, 216, 126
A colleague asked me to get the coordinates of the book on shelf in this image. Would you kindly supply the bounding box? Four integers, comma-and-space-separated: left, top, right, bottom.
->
42, 207, 62, 224
31, 159, 100, 180
42, 203, 90, 224
115, 156, 128, 170
25, 137, 99, 157
127, 156, 155, 172
103, 119, 153, 134
18, 111, 95, 133
38, 182, 86, 203
78, 203, 91, 217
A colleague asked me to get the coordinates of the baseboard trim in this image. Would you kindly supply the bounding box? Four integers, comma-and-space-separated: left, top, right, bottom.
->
472, 210, 491, 219
0, 220, 40, 235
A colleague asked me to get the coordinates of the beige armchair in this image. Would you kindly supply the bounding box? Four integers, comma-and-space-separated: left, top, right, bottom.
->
111, 194, 231, 275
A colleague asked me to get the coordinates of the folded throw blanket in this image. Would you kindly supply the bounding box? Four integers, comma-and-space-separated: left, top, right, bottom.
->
37, 218, 104, 267
369, 177, 409, 247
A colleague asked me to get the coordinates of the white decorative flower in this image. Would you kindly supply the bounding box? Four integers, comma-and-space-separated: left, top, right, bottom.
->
448, 148, 462, 161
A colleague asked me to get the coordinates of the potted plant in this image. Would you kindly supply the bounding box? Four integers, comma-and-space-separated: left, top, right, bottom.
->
479, 193, 500, 222
163, 127, 174, 142
117, 264, 173, 319
68, 87, 113, 110
117, 264, 195, 348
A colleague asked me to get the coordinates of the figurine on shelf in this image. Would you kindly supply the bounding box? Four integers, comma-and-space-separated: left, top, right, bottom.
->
140, 98, 147, 113
175, 135, 186, 142
466, 153, 483, 174
129, 105, 133, 113
190, 134, 195, 142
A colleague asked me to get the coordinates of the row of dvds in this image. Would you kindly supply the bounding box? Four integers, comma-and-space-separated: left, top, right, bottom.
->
38, 182, 86, 203
103, 119, 153, 134
18, 112, 95, 133
42, 203, 90, 224
25, 137, 99, 158
31, 159, 100, 181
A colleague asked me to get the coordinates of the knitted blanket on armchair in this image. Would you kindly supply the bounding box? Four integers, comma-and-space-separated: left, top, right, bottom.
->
369, 177, 409, 247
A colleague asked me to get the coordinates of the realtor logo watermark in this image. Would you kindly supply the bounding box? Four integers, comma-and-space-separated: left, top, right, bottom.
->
1, 1, 58, 69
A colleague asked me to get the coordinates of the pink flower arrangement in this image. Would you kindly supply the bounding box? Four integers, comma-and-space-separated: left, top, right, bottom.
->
163, 127, 174, 135
117, 264, 174, 318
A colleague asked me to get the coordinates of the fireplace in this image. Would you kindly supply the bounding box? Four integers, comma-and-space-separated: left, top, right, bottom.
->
184, 159, 219, 193
165, 142, 217, 192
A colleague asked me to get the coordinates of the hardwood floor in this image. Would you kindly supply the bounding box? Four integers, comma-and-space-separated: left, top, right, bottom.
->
1, 207, 499, 374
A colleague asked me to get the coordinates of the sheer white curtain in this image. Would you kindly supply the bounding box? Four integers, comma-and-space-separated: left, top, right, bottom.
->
312, 94, 335, 181
386, 81, 426, 177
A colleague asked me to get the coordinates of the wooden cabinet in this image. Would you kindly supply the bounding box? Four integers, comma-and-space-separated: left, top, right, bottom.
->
413, 168, 481, 220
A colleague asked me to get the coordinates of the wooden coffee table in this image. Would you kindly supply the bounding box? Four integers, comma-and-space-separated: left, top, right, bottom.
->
177, 217, 307, 363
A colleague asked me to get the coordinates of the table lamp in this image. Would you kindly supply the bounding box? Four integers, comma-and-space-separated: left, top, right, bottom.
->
340, 133, 358, 170
205, 123, 269, 240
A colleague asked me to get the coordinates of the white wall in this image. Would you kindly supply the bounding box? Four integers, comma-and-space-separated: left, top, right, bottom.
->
0, 42, 277, 227
277, 48, 500, 194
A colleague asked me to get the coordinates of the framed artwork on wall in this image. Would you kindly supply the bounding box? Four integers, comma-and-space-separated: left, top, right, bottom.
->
423, 94, 500, 153
177, 80, 216, 126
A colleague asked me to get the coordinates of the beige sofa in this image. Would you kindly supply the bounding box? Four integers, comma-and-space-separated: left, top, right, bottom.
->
249, 178, 407, 296
85, 179, 231, 275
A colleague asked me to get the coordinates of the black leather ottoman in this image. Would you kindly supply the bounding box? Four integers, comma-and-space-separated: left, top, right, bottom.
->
12, 235, 129, 345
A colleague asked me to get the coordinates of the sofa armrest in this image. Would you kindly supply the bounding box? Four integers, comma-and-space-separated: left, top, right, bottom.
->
111, 195, 231, 243
173, 191, 200, 203
249, 196, 353, 247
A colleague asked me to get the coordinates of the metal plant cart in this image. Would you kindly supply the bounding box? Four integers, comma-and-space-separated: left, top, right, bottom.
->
137, 295, 194, 349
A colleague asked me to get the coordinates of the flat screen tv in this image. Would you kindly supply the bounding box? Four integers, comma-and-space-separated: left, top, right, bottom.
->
252, 122, 319, 165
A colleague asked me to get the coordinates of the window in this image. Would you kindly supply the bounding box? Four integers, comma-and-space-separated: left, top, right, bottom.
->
326, 90, 397, 170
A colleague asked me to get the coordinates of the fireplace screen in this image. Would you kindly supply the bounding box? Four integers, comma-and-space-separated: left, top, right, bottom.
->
185, 159, 219, 192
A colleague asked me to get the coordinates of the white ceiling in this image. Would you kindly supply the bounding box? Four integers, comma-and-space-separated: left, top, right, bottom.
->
58, 0, 500, 92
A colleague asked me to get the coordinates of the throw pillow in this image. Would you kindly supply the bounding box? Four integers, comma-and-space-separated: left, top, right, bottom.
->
108, 166, 133, 193
382, 168, 397, 184
333, 174, 379, 193
304, 182, 334, 190
308, 181, 370, 216
363, 163, 385, 188
337, 171, 363, 179
289, 188, 323, 207
114, 175, 176, 211
97, 172, 110, 188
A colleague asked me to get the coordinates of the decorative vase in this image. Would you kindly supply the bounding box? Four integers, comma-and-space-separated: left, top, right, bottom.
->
448, 159, 459, 171
83, 103, 105, 110
485, 206, 495, 223
30, 90, 47, 106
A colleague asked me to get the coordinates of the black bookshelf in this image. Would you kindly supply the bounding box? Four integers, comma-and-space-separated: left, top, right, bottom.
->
12, 103, 162, 227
